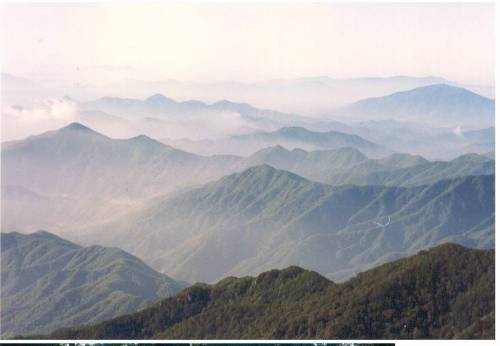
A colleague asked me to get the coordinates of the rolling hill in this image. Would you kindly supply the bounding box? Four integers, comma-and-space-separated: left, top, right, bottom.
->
32, 244, 494, 340
1, 231, 186, 337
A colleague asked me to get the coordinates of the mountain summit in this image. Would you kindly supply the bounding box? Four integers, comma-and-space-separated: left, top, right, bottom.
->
145, 94, 175, 105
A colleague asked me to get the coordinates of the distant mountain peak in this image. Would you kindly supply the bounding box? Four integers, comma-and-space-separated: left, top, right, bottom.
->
343, 82, 494, 128
394, 83, 489, 99
451, 152, 492, 164
126, 134, 171, 150
145, 93, 174, 104
378, 152, 429, 168
241, 163, 276, 174
257, 145, 289, 154
334, 146, 367, 157
212, 99, 254, 111
63, 122, 94, 132
276, 126, 313, 136
55, 122, 105, 138
128, 133, 159, 142
213, 99, 233, 106
226, 164, 309, 186
32, 229, 65, 239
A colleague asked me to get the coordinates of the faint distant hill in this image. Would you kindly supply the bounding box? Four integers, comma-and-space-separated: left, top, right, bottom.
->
2, 72, 494, 115
82, 94, 319, 131
339, 84, 495, 128
239, 146, 494, 187
163, 126, 392, 157
1, 230, 186, 337
126, 75, 494, 115
323, 120, 494, 160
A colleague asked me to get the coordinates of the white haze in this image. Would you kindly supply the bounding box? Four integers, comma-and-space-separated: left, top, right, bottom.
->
2, 3, 494, 85
1, 97, 260, 142
2, 98, 78, 141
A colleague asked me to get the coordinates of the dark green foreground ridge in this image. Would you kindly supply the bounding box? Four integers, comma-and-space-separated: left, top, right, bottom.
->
29, 243, 494, 340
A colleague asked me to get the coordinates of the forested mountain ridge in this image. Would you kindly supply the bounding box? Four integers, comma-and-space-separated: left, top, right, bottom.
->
1, 231, 187, 337
239, 146, 494, 187
30, 243, 494, 340
79, 165, 494, 283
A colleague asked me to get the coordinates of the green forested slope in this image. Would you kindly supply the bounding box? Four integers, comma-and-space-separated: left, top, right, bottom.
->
86, 165, 494, 283
35, 244, 494, 340
1, 231, 186, 337
240, 146, 494, 187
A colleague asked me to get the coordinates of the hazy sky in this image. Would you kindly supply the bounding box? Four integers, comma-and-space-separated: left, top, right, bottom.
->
0, 2, 495, 85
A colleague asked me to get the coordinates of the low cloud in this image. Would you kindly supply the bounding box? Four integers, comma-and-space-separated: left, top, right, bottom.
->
2, 97, 77, 141
452, 126, 463, 136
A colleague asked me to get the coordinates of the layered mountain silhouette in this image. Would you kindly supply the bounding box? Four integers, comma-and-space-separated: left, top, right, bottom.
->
239, 146, 494, 187
82, 94, 318, 132
1, 231, 186, 337
30, 244, 494, 340
2, 74, 496, 342
3, 123, 494, 240
325, 120, 494, 160
163, 126, 392, 157
1, 122, 240, 199
0, 123, 242, 232
82, 165, 494, 283
340, 84, 495, 128
90, 75, 492, 115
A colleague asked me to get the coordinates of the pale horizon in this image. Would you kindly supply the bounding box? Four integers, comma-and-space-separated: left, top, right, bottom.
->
1, 2, 495, 86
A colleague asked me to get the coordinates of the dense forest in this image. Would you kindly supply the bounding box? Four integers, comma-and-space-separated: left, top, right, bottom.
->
25, 243, 494, 340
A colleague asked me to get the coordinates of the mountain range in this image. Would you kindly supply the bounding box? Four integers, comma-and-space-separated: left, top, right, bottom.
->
324, 120, 494, 160
77, 165, 494, 283
81, 94, 323, 135
29, 243, 494, 339
1, 231, 186, 337
239, 146, 494, 187
5, 82, 494, 159
1, 73, 496, 341
2, 123, 494, 240
1, 122, 239, 200
100, 75, 495, 115
164, 126, 392, 157
5, 73, 493, 115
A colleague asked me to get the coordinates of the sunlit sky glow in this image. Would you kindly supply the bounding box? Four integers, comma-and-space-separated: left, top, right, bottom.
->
0, 2, 495, 85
